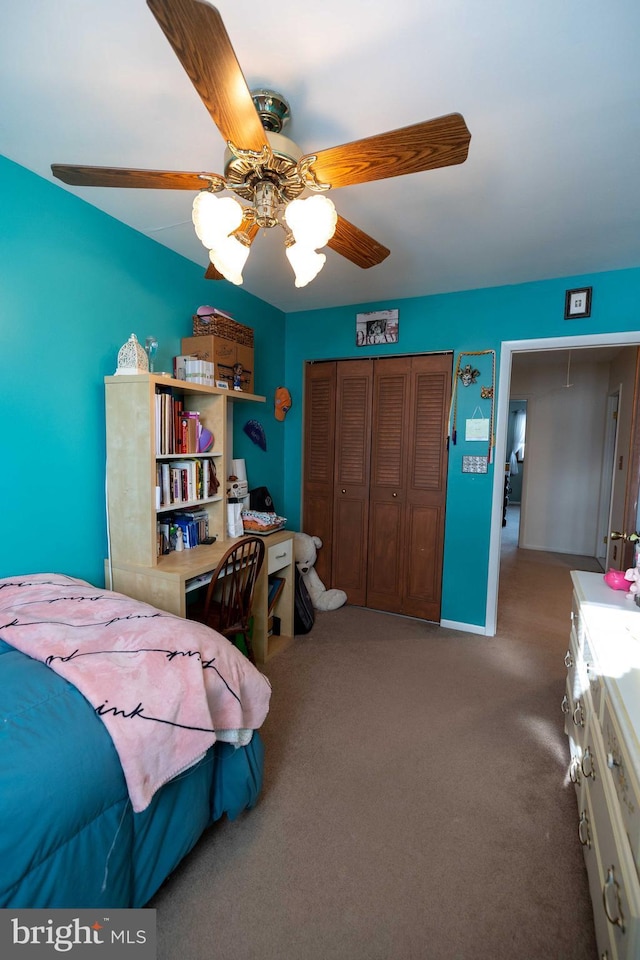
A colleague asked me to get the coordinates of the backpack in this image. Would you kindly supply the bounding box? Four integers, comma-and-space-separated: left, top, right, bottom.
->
294, 568, 315, 635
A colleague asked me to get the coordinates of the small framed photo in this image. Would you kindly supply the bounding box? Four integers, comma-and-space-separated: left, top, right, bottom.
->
564, 287, 592, 319
216, 379, 229, 390
356, 308, 399, 347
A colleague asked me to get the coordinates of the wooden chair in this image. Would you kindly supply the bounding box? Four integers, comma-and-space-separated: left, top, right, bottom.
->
194, 537, 265, 664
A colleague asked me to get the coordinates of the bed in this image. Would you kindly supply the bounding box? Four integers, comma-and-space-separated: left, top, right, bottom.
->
0, 573, 271, 908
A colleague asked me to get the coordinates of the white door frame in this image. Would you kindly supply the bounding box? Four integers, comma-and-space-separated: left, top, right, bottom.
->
485, 330, 640, 636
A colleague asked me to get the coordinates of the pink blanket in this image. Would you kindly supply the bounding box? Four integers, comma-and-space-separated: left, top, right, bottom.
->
0, 574, 271, 812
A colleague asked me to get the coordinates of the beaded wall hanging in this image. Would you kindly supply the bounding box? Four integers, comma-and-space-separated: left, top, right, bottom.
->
449, 350, 497, 461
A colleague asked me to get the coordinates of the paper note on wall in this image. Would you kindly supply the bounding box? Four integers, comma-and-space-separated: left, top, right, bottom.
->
465, 418, 490, 441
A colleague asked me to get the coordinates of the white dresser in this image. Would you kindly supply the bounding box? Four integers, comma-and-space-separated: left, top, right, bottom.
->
565, 571, 640, 959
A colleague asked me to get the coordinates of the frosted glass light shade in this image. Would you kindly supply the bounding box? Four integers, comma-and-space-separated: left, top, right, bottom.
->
285, 243, 326, 288
284, 195, 337, 249
209, 235, 250, 286
192, 192, 243, 248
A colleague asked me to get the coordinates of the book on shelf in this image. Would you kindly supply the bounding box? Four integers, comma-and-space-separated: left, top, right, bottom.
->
184, 358, 215, 387
267, 575, 286, 615
159, 507, 208, 551
156, 457, 220, 507
157, 518, 171, 555
179, 508, 209, 545
204, 459, 220, 498
178, 413, 200, 455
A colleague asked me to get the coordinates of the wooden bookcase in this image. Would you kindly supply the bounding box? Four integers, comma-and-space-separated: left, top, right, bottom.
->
103, 373, 295, 662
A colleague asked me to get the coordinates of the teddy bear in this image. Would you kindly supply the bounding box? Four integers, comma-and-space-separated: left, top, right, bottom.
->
624, 565, 640, 598
293, 532, 347, 612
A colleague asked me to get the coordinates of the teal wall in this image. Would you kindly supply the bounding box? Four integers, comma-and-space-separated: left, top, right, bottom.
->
283, 270, 640, 626
2, 155, 639, 628
0, 156, 284, 585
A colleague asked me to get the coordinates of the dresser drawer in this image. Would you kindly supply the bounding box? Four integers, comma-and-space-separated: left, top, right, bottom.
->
571, 591, 585, 655
602, 696, 640, 879
582, 624, 604, 722
584, 718, 640, 960
564, 677, 589, 797
566, 651, 592, 715
268, 537, 292, 574
579, 777, 618, 960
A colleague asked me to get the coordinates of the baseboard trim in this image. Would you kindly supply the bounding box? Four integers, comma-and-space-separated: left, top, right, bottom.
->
440, 618, 489, 636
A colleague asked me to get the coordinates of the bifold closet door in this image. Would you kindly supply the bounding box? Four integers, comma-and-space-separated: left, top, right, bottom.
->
331, 359, 373, 606
366, 353, 452, 621
301, 361, 337, 589
302, 353, 451, 620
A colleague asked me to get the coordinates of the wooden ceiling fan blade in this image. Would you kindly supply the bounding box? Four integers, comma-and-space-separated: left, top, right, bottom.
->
205, 262, 224, 280
146, 0, 268, 152
51, 164, 221, 190
327, 216, 390, 269
303, 113, 471, 189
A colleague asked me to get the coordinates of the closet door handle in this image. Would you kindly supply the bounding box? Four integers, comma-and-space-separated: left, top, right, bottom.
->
392, 492, 398, 498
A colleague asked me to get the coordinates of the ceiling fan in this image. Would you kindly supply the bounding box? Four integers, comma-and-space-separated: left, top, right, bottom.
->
52, 0, 471, 288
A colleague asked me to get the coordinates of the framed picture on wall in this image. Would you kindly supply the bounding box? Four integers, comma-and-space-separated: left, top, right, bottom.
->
564, 287, 592, 319
356, 308, 399, 346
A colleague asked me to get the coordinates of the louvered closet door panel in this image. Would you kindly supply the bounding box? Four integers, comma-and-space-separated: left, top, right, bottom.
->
332, 359, 373, 605
402, 354, 452, 621
366, 358, 410, 612
302, 362, 336, 588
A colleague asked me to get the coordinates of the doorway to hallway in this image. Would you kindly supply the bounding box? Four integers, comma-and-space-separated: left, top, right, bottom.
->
487, 331, 640, 636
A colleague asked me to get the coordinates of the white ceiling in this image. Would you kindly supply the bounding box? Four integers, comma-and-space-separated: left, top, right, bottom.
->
2, 0, 639, 314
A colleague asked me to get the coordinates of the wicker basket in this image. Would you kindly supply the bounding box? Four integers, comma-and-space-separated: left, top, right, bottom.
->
192, 312, 254, 346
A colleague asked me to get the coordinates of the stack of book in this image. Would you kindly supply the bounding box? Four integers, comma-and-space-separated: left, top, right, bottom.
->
157, 507, 210, 555
155, 390, 212, 455
156, 458, 220, 507
267, 575, 285, 636
173, 355, 215, 386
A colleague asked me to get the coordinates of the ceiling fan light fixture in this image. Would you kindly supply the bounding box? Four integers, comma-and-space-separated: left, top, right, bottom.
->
285, 241, 327, 288
209, 233, 250, 286
192, 191, 243, 248
284, 195, 338, 249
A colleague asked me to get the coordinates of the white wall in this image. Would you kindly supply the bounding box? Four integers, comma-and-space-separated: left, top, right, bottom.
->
511, 358, 609, 555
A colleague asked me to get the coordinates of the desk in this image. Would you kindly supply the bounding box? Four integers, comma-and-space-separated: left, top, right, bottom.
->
104, 529, 294, 663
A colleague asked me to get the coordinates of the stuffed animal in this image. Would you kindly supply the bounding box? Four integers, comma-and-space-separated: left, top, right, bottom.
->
624, 566, 640, 597
293, 532, 347, 612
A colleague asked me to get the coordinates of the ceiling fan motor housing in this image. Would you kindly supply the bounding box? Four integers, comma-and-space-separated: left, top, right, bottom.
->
224, 130, 306, 211
250, 89, 291, 133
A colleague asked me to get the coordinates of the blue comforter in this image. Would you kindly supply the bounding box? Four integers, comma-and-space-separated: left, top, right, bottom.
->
0, 637, 264, 908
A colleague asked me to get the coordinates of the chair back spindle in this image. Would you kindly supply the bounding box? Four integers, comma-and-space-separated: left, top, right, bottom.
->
197, 537, 265, 663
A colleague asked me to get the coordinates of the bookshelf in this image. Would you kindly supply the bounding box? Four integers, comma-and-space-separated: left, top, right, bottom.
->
103, 373, 295, 662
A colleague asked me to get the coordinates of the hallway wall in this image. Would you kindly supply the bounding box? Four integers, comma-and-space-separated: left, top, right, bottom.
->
511, 358, 609, 555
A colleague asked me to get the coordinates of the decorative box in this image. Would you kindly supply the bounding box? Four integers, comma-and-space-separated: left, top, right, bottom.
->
182, 335, 254, 394
192, 312, 254, 347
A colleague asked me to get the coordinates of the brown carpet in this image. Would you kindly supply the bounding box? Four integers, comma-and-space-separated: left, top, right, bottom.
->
150, 508, 600, 959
